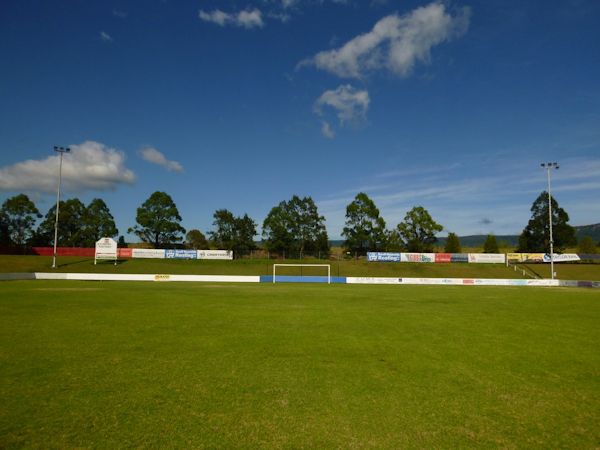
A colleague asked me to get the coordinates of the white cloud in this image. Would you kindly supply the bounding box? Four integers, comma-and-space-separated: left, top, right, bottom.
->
112, 9, 127, 19
100, 31, 113, 42
199, 8, 264, 29
301, 1, 470, 79
314, 84, 370, 125
139, 147, 183, 173
0, 141, 136, 193
321, 121, 335, 139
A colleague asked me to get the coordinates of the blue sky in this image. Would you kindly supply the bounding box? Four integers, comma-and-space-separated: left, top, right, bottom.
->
1, 0, 599, 240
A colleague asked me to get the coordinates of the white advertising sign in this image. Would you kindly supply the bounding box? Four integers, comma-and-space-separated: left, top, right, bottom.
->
95, 237, 118, 265
542, 254, 580, 263
468, 253, 506, 264
400, 253, 436, 263
197, 250, 233, 260
132, 248, 166, 259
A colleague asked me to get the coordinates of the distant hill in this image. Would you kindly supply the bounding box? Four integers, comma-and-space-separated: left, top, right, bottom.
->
329, 223, 600, 249
575, 223, 600, 242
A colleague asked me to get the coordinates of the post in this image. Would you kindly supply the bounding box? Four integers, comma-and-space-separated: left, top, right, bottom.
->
541, 162, 559, 280
52, 146, 70, 269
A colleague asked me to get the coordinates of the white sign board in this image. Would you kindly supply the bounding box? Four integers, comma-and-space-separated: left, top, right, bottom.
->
95, 237, 118, 265
468, 253, 506, 264
132, 248, 166, 259
197, 250, 233, 260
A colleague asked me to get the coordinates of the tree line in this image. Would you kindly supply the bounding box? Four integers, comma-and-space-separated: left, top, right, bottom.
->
0, 189, 595, 257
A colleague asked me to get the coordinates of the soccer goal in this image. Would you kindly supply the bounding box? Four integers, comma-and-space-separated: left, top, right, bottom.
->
272, 264, 331, 284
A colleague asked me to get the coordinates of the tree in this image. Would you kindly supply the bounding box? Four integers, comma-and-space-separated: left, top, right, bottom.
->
36, 198, 87, 246
262, 195, 329, 257
483, 234, 499, 253
0, 194, 41, 247
578, 236, 597, 254
397, 206, 443, 252
444, 232, 461, 253
208, 209, 257, 257
186, 229, 209, 250
128, 191, 185, 247
342, 193, 387, 255
517, 191, 576, 252
80, 198, 118, 246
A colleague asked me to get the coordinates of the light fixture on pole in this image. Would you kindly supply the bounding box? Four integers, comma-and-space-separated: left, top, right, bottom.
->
540, 162, 559, 280
52, 146, 70, 269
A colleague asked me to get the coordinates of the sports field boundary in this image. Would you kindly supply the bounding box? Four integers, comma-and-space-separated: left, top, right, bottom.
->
1, 272, 599, 288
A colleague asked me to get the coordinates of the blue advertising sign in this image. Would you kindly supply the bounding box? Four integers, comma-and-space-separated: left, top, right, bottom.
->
165, 249, 198, 259
367, 252, 401, 262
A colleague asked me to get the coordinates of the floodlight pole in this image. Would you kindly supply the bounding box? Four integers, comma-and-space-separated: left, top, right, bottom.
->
52, 146, 70, 269
541, 162, 559, 280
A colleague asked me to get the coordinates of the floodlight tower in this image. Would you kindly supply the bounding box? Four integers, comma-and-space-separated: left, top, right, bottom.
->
541, 162, 559, 280
52, 146, 70, 269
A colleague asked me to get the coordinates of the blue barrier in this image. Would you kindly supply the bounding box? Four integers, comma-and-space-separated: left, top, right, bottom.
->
260, 276, 347, 284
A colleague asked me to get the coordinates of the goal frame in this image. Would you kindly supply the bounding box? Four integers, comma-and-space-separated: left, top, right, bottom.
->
272, 264, 331, 284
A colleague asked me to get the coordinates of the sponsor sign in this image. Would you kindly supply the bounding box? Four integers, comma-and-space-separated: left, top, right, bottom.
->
401, 253, 436, 263
435, 253, 452, 263
118, 248, 132, 258
507, 253, 546, 263
367, 252, 401, 262
132, 248, 166, 259
542, 254, 580, 263
468, 253, 506, 264
197, 250, 234, 260
95, 237, 118, 265
451, 253, 469, 263
154, 274, 171, 281
165, 249, 197, 259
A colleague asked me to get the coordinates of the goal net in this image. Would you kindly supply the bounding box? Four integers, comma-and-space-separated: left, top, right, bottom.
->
272, 264, 331, 284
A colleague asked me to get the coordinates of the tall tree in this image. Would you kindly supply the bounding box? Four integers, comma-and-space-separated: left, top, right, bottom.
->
342, 192, 387, 255
128, 191, 185, 247
36, 198, 87, 246
444, 232, 461, 253
517, 191, 576, 252
208, 209, 257, 257
80, 198, 118, 246
262, 195, 329, 257
483, 234, 499, 253
186, 229, 209, 250
397, 206, 443, 252
0, 194, 41, 246
577, 236, 597, 254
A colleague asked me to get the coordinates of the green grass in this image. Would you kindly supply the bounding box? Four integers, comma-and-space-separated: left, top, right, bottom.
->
1, 281, 599, 447
522, 263, 600, 281
0, 255, 529, 279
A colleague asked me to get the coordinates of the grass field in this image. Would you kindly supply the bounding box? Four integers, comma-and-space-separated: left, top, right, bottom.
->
1, 281, 599, 447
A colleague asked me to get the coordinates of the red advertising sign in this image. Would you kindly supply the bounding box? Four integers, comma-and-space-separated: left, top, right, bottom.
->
435, 253, 452, 263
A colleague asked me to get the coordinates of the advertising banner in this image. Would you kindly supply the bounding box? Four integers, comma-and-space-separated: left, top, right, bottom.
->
197, 250, 234, 260
507, 253, 545, 263
95, 237, 118, 265
400, 253, 436, 263
451, 253, 469, 263
435, 253, 452, 263
468, 253, 506, 264
367, 252, 401, 262
165, 249, 198, 259
118, 248, 132, 258
132, 248, 166, 259
542, 254, 580, 263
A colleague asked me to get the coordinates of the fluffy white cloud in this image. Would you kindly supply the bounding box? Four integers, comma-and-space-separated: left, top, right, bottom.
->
139, 147, 183, 173
199, 8, 264, 29
314, 85, 370, 124
321, 121, 335, 139
302, 1, 470, 78
100, 31, 113, 42
0, 141, 135, 193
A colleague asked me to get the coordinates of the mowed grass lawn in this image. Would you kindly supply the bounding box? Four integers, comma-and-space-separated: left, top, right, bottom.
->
1, 281, 599, 448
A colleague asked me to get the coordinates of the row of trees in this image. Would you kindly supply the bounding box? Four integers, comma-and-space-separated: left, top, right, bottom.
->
0, 189, 592, 257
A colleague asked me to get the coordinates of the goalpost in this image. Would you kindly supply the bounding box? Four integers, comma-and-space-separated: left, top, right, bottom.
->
272, 264, 331, 284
